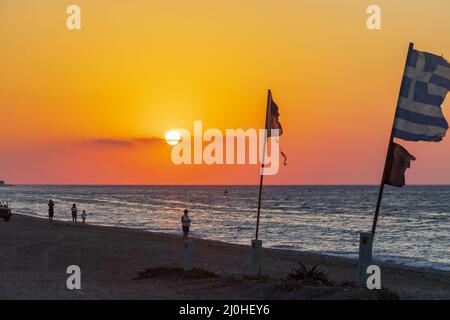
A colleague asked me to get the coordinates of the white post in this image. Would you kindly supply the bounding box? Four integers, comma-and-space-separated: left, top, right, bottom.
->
184, 240, 193, 272
358, 232, 373, 285
249, 239, 262, 277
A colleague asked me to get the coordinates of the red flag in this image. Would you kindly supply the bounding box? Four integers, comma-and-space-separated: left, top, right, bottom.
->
267, 91, 283, 137
266, 91, 287, 165
385, 143, 416, 187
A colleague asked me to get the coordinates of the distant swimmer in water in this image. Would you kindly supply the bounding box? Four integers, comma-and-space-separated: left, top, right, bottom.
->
48, 199, 54, 222
224, 189, 228, 194
181, 209, 191, 239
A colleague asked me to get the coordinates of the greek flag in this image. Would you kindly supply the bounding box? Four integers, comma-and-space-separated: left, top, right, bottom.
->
393, 46, 450, 142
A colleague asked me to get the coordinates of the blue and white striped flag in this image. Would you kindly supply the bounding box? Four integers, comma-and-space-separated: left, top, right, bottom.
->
393, 48, 450, 142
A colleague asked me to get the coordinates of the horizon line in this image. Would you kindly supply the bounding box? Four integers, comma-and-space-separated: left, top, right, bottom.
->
3, 183, 450, 187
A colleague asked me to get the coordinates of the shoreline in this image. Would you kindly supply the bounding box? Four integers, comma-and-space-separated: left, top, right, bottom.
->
1, 213, 449, 299
16, 211, 450, 273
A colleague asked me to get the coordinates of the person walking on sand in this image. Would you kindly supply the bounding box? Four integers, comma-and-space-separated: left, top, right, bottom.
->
81, 210, 87, 224
71, 203, 78, 222
181, 209, 191, 239
48, 199, 54, 222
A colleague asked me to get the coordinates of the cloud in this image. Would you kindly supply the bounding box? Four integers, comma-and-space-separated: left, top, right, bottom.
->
134, 137, 165, 145
91, 137, 165, 147
93, 139, 133, 147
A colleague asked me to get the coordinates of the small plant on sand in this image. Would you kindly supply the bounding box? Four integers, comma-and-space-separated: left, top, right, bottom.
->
286, 261, 332, 286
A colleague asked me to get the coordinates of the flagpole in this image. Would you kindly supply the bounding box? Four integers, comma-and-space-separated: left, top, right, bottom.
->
371, 42, 414, 236
255, 89, 272, 240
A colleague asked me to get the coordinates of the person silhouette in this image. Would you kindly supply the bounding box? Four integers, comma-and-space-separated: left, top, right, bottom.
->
81, 210, 87, 224
48, 199, 54, 222
181, 209, 191, 239
71, 203, 78, 222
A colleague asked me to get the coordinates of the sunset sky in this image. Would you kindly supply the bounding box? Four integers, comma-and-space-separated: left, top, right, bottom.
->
1, 0, 449, 184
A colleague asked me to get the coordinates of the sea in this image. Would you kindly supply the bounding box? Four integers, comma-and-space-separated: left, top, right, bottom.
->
1, 185, 449, 271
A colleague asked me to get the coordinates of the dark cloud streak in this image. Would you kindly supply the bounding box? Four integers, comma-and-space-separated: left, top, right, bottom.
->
93, 139, 132, 147
91, 137, 165, 147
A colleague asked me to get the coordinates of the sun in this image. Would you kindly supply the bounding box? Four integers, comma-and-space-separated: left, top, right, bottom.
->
165, 130, 181, 146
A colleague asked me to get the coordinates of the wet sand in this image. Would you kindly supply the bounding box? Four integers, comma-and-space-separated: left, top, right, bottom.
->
0, 214, 449, 299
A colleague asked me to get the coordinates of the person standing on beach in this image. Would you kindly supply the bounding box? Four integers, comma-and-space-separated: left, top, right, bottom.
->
81, 210, 87, 224
71, 203, 78, 222
48, 199, 54, 222
181, 209, 191, 239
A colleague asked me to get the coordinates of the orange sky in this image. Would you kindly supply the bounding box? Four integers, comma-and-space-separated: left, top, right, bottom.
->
1, 0, 449, 184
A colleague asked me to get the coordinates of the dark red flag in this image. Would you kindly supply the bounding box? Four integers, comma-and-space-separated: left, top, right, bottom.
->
266, 91, 287, 165
385, 143, 416, 187
267, 92, 283, 137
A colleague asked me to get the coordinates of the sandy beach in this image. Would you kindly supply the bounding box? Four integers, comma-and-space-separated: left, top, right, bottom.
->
0, 213, 449, 300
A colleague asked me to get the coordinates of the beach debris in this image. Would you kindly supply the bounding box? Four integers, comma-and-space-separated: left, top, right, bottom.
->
286, 261, 332, 286
134, 267, 219, 280
0, 200, 12, 221
372, 287, 399, 300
